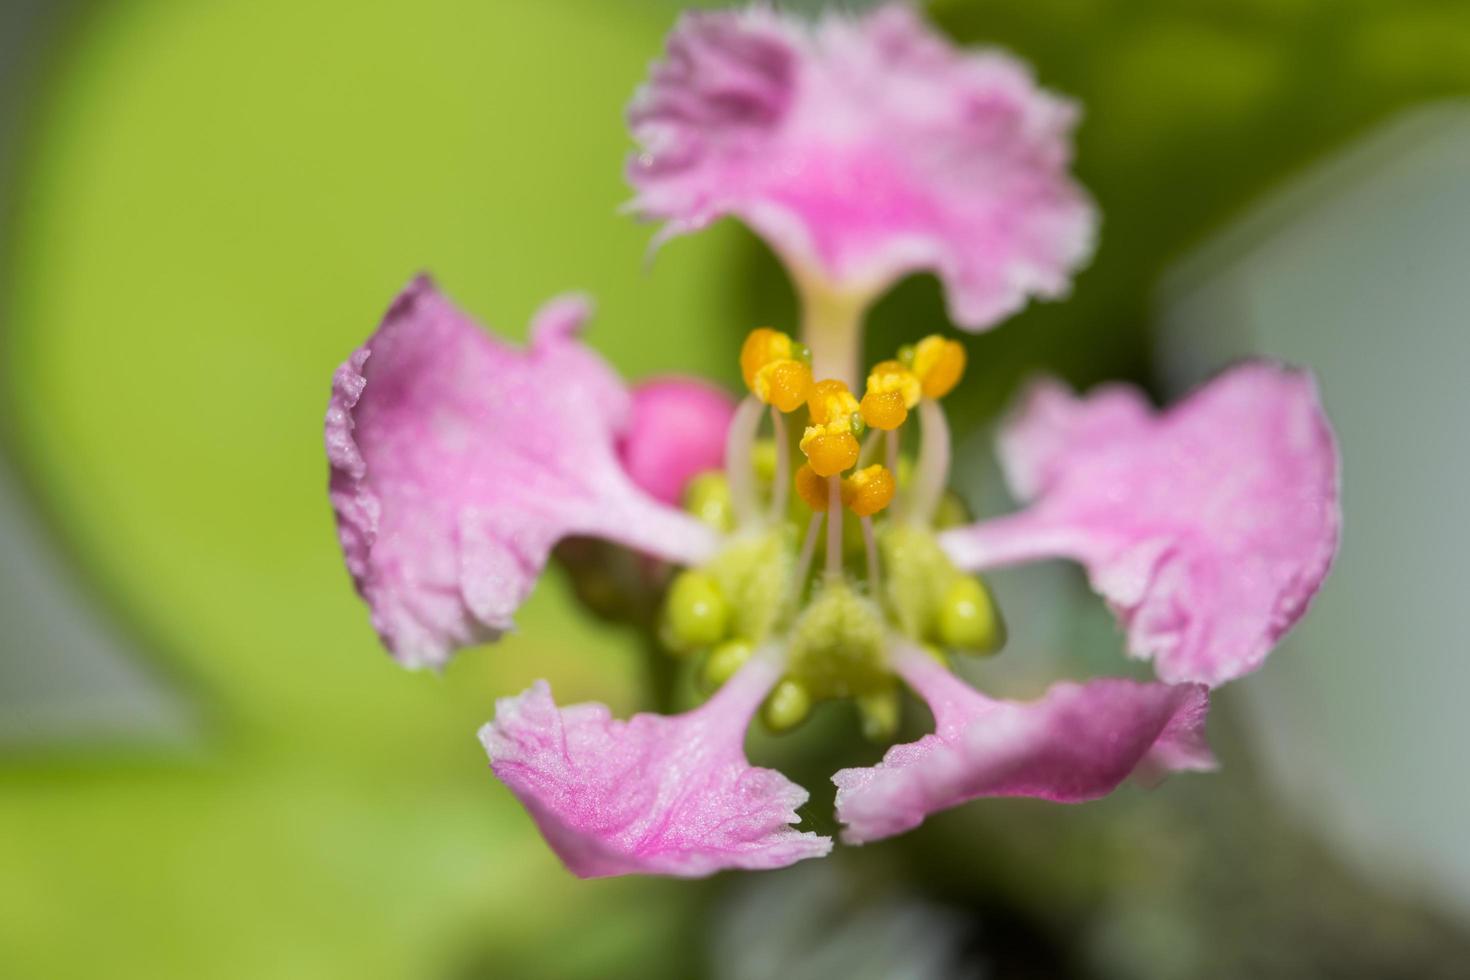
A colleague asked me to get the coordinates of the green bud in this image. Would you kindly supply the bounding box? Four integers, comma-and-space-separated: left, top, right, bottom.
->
683, 471, 734, 532
897, 344, 916, 367
848, 411, 867, 437
937, 576, 1006, 654
701, 639, 753, 693
660, 571, 730, 655
932, 490, 972, 530
856, 689, 900, 742
762, 678, 812, 732
792, 342, 812, 365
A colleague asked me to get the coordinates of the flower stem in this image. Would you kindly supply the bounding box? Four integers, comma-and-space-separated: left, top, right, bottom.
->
725, 395, 765, 528
796, 276, 872, 387
825, 476, 843, 578
906, 399, 950, 526
861, 515, 880, 596
792, 512, 823, 607
768, 407, 789, 524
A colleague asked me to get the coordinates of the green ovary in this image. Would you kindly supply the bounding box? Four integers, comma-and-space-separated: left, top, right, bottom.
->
785, 582, 891, 702
666, 464, 1004, 737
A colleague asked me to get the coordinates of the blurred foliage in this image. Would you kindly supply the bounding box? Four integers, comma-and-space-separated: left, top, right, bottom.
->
2, 0, 1469, 977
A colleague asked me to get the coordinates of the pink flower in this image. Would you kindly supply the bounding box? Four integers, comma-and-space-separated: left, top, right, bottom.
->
627, 5, 1096, 335
324, 276, 1262, 875
322, 6, 1341, 878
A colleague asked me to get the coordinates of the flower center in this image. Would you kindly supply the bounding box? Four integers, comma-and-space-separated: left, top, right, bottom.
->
659, 328, 1002, 737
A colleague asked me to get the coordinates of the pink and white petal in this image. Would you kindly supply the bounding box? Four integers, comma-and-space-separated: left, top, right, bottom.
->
627, 5, 1096, 331
326, 276, 718, 668
480, 652, 831, 878
833, 647, 1212, 844
940, 362, 1341, 686
995, 377, 1153, 502
619, 377, 738, 505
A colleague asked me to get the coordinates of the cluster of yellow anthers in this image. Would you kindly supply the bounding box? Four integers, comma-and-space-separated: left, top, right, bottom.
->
739, 327, 966, 517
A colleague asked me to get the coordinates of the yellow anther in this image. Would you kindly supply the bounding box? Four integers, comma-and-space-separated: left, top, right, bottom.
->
753, 358, 812, 412
806, 378, 859, 425
740, 327, 795, 391
842, 464, 896, 517
800, 426, 860, 477
859, 360, 921, 429
860, 389, 908, 430
867, 360, 922, 408
794, 463, 830, 511
912, 335, 966, 399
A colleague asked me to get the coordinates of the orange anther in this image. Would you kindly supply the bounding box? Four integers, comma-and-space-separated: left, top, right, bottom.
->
740, 327, 795, 391
912, 335, 966, 399
801, 428, 860, 477
843, 465, 896, 517
866, 360, 921, 409
806, 378, 859, 425
754, 359, 813, 412
794, 464, 830, 511
860, 389, 908, 431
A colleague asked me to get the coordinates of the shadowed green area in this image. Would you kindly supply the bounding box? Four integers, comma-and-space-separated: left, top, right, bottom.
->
3, 0, 1470, 977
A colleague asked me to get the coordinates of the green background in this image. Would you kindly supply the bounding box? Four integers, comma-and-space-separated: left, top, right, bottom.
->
3, 0, 1470, 977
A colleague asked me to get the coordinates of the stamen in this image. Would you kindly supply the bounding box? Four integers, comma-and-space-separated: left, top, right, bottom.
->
807, 379, 859, 426
859, 360, 921, 432
861, 516, 880, 594
740, 328, 795, 390
801, 379, 862, 477
753, 359, 813, 413
768, 407, 790, 523
886, 427, 899, 475
793, 463, 829, 513
912, 335, 967, 399
724, 395, 766, 527
907, 398, 951, 525
842, 464, 896, 518
791, 511, 824, 605
801, 426, 860, 476
826, 477, 843, 578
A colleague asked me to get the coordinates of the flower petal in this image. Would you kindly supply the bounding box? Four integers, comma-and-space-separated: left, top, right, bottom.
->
627, 5, 1096, 330
480, 652, 832, 878
619, 377, 737, 505
326, 276, 719, 668
833, 647, 1212, 844
940, 363, 1341, 686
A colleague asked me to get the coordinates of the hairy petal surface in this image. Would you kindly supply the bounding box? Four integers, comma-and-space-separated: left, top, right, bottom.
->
325, 276, 717, 668
480, 652, 832, 878
619, 377, 737, 505
940, 363, 1341, 686
627, 4, 1096, 329
833, 647, 1212, 844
